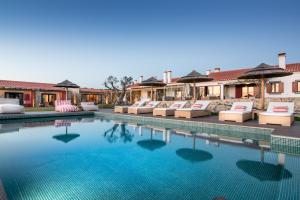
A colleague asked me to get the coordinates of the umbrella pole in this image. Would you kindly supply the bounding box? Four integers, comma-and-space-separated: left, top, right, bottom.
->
65, 88, 68, 100
193, 81, 196, 102
260, 78, 265, 110
151, 86, 154, 101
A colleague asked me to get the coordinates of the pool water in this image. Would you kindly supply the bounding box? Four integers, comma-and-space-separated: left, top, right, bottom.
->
0, 117, 299, 200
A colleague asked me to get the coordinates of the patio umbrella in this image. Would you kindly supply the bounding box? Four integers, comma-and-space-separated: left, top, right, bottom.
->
177, 70, 213, 101
176, 134, 213, 163
137, 128, 166, 151
52, 120, 80, 143
138, 77, 166, 100
55, 80, 80, 100
238, 63, 292, 109
236, 159, 292, 181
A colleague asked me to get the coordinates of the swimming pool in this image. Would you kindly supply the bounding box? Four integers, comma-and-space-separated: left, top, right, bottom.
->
0, 116, 299, 200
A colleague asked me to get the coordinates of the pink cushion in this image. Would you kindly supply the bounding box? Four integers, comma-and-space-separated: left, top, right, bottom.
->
273, 106, 288, 112
191, 104, 203, 109
234, 105, 246, 111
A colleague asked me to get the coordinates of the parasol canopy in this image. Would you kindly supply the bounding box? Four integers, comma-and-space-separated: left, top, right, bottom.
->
238, 63, 292, 109
177, 70, 213, 101
238, 63, 292, 79
55, 80, 80, 100
236, 159, 292, 181
137, 128, 166, 151
52, 120, 80, 143
138, 77, 166, 100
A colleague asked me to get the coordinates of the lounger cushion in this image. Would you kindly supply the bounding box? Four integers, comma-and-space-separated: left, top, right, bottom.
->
233, 105, 246, 112
219, 110, 251, 114
260, 112, 292, 117
0, 104, 25, 114
230, 102, 253, 112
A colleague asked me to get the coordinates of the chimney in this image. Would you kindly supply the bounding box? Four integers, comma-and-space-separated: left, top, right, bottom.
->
214, 67, 221, 73
206, 69, 211, 75
163, 71, 168, 83
139, 76, 144, 83
278, 52, 286, 69
167, 70, 172, 83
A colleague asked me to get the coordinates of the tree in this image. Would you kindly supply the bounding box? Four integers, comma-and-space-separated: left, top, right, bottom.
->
104, 76, 133, 105
104, 123, 134, 143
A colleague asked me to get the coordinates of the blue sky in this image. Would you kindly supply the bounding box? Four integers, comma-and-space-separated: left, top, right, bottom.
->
0, 0, 299, 88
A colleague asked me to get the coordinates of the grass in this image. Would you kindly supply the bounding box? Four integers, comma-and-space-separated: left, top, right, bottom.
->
98, 104, 114, 109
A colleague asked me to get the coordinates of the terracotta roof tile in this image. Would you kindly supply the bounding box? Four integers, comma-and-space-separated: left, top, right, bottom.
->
208, 68, 251, 81
80, 88, 110, 93
285, 63, 300, 72
0, 80, 64, 91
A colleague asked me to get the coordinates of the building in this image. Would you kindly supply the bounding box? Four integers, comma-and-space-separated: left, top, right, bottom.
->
0, 80, 112, 107
128, 53, 300, 112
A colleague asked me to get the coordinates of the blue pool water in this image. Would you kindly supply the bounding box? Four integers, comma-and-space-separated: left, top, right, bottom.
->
0, 117, 299, 200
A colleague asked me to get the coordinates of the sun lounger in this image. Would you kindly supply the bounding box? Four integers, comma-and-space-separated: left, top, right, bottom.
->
55, 100, 78, 112
128, 101, 161, 114
174, 101, 211, 118
0, 98, 24, 114
153, 101, 187, 116
219, 102, 253, 122
114, 100, 148, 113
259, 102, 294, 126
81, 102, 99, 111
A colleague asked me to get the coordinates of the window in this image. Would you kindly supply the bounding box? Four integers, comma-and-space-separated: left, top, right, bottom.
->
208, 86, 221, 97
242, 86, 254, 97
298, 81, 300, 92
42, 94, 56, 106
271, 82, 280, 93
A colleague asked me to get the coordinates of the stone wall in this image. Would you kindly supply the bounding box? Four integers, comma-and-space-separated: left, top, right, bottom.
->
158, 98, 300, 113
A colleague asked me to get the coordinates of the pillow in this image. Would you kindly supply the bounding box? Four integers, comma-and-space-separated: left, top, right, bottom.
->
191, 104, 203, 109
273, 106, 288, 112
234, 105, 246, 112
171, 104, 181, 109
145, 103, 154, 108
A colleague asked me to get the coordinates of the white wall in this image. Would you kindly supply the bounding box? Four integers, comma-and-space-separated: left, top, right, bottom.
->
265, 72, 300, 98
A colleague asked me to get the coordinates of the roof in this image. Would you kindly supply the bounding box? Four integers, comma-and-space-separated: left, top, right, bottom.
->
0, 80, 65, 91
208, 68, 251, 81
0, 80, 109, 93
80, 88, 110, 93
285, 63, 300, 72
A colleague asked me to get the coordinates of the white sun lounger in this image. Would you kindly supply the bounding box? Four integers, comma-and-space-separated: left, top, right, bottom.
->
219, 102, 253, 122
0, 98, 24, 114
128, 101, 161, 114
259, 102, 294, 126
114, 99, 148, 113
174, 100, 211, 118
153, 101, 187, 116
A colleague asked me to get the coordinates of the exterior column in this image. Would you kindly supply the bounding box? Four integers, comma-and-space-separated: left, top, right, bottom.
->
220, 84, 224, 100
129, 89, 133, 104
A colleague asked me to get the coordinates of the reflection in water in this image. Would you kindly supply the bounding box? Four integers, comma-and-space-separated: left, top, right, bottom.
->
175, 132, 213, 163
104, 122, 134, 143
236, 159, 292, 181
52, 120, 80, 143
137, 128, 166, 151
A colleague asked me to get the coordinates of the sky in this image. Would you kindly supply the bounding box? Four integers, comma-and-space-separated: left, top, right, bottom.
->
0, 0, 299, 88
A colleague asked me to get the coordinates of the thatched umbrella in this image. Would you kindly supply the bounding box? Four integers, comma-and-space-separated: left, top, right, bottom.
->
138, 77, 166, 101
238, 63, 292, 109
55, 80, 80, 100
177, 70, 213, 101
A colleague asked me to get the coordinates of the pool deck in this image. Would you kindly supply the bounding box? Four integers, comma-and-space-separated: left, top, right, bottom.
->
97, 109, 300, 139
0, 111, 94, 120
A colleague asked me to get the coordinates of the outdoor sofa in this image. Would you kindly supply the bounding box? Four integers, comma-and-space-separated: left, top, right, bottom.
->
128, 101, 161, 114
0, 98, 24, 114
153, 101, 187, 117
55, 100, 78, 112
114, 99, 148, 113
219, 102, 253, 122
81, 102, 99, 111
259, 102, 294, 126
174, 100, 211, 118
